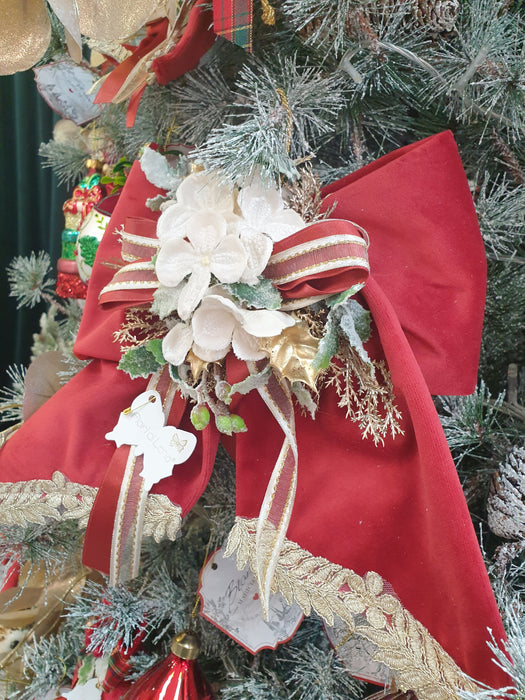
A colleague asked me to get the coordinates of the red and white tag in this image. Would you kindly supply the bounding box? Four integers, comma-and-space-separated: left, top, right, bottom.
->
199, 547, 303, 654
324, 615, 390, 686
57, 678, 102, 699
34, 61, 102, 125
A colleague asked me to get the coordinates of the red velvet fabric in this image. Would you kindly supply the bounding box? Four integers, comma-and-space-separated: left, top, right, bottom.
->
0, 134, 509, 690
0, 163, 217, 515
151, 2, 215, 86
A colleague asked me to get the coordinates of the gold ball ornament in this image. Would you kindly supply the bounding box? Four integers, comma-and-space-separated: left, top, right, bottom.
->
0, 0, 51, 75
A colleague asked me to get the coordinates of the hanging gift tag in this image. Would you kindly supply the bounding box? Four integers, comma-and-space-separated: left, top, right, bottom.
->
199, 547, 303, 654
106, 390, 197, 491
34, 61, 102, 125
324, 615, 390, 686
58, 677, 102, 699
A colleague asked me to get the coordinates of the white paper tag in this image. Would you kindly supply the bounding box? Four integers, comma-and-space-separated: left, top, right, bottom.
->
324, 615, 390, 685
59, 678, 102, 699
106, 390, 197, 491
199, 547, 303, 654
34, 61, 102, 125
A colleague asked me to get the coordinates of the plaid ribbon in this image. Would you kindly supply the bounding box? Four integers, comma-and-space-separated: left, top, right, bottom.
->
102, 630, 145, 692
213, 0, 253, 51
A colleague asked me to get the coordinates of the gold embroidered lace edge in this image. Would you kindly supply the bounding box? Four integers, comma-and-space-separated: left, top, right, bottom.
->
0, 471, 182, 543
225, 517, 480, 700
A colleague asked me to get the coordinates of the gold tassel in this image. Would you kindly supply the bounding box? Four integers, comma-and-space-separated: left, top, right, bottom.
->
261, 0, 276, 26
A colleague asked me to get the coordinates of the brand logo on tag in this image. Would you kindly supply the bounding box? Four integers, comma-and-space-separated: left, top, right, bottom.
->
106, 390, 197, 491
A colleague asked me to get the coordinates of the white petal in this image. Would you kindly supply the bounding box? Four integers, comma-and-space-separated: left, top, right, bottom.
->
192, 342, 231, 362
177, 265, 211, 320
238, 229, 273, 283
155, 239, 197, 287
177, 171, 235, 217
263, 208, 306, 242
238, 182, 283, 226
239, 308, 295, 337
162, 323, 194, 366
210, 235, 247, 283
231, 326, 267, 361
185, 211, 227, 252
200, 293, 246, 323
192, 297, 236, 350
156, 203, 191, 242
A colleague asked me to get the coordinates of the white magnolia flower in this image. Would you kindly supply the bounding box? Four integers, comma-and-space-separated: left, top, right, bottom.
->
192, 294, 295, 361
162, 292, 295, 364
156, 171, 237, 243
155, 212, 247, 320
236, 180, 306, 243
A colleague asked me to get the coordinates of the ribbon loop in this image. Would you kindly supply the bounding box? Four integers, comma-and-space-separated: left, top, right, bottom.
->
264, 219, 370, 300
98, 216, 160, 307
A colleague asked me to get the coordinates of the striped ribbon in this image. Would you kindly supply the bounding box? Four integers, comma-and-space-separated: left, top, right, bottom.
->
83, 367, 184, 584
248, 363, 298, 618
99, 217, 159, 307
264, 219, 369, 300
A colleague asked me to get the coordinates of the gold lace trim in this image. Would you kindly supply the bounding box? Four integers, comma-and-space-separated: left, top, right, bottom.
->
225, 517, 479, 700
0, 471, 182, 543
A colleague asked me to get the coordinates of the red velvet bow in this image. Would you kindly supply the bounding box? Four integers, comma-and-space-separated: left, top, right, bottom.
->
0, 133, 510, 693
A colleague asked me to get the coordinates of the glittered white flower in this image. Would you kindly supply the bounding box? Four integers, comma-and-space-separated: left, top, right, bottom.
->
162, 293, 295, 364
162, 321, 194, 366
236, 180, 306, 243
155, 212, 247, 320
192, 293, 295, 362
157, 171, 237, 243
228, 220, 273, 285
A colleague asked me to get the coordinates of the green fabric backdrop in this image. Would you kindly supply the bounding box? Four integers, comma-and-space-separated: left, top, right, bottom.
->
0, 71, 67, 375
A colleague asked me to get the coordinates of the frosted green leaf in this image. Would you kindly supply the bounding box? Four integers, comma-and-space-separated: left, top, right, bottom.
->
151, 284, 183, 319
118, 346, 161, 379
326, 284, 364, 308
313, 315, 339, 370
339, 299, 371, 362
291, 382, 318, 419
146, 338, 166, 365
229, 363, 272, 399
225, 279, 282, 309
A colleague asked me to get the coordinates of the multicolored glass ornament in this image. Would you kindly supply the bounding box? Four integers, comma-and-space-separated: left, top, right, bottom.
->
121, 630, 214, 700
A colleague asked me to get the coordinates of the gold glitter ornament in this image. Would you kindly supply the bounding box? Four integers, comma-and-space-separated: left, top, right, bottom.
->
0, 0, 51, 75
259, 322, 320, 390
76, 0, 167, 42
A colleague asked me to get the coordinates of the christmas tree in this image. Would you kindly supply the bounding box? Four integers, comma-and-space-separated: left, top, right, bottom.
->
0, 1, 523, 699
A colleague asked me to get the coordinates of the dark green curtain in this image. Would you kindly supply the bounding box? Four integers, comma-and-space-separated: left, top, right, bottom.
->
0, 71, 67, 375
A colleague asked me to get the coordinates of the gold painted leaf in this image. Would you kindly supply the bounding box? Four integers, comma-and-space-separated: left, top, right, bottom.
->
259, 322, 320, 390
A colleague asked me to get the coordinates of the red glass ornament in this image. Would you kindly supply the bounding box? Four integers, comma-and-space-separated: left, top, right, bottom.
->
121, 631, 214, 700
